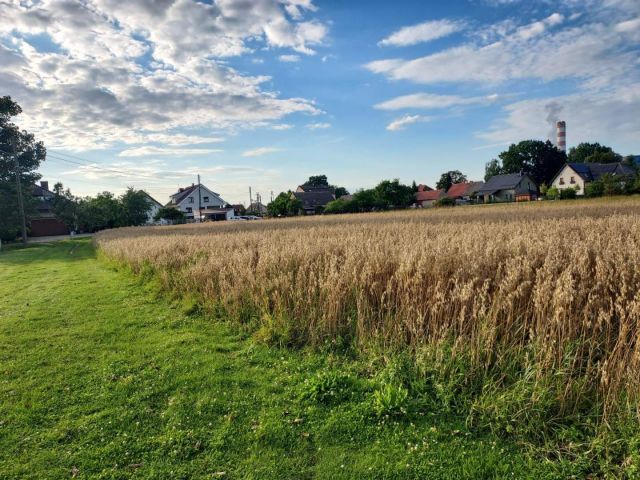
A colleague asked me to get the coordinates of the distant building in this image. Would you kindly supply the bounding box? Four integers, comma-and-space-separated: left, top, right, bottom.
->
291, 185, 335, 214
550, 162, 635, 196
167, 183, 234, 221
142, 192, 165, 225
248, 201, 268, 215
30, 181, 69, 236
445, 181, 484, 204
477, 173, 537, 203
415, 189, 445, 207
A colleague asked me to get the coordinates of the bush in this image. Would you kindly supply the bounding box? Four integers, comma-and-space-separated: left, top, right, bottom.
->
434, 196, 455, 207
299, 370, 355, 404
372, 382, 408, 417
545, 186, 560, 200
585, 181, 604, 197
559, 187, 578, 200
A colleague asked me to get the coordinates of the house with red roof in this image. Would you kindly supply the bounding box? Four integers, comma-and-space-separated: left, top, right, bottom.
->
415, 188, 446, 207
445, 181, 484, 204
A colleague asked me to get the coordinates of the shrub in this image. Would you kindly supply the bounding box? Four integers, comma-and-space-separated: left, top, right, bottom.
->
545, 186, 560, 200
299, 370, 355, 404
372, 382, 408, 417
559, 187, 578, 200
434, 196, 456, 207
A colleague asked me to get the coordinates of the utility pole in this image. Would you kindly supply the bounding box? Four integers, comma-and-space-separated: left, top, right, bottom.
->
197, 174, 201, 223
249, 186, 252, 212
270, 190, 274, 203
12, 137, 27, 246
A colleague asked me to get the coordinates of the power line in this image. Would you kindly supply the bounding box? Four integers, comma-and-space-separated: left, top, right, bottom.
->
46, 153, 157, 178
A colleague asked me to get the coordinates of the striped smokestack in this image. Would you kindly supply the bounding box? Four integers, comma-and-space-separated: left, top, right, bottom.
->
556, 121, 566, 152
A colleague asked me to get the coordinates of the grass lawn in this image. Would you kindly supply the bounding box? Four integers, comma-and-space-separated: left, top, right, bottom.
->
0, 239, 572, 479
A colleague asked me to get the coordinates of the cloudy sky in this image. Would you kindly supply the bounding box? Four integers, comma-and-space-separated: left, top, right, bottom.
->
1, 0, 639, 204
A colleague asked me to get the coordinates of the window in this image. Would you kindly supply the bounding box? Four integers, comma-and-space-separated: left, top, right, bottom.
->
188, 196, 194, 203
186, 207, 192, 213
559, 177, 565, 185
203, 196, 209, 203
570, 176, 576, 184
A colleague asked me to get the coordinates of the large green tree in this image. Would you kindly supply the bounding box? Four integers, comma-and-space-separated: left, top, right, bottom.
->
373, 179, 414, 208
568, 142, 622, 164
484, 159, 503, 181
0, 97, 46, 241
120, 187, 152, 226
267, 192, 302, 216
497, 140, 566, 186
435, 170, 467, 191
52, 182, 80, 231
303, 175, 329, 187
154, 206, 186, 223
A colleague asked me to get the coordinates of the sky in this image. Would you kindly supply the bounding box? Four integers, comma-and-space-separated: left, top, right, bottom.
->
1, 0, 639, 205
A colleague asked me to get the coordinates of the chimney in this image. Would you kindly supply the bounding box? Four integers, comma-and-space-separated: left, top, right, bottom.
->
556, 121, 566, 152
40, 180, 49, 191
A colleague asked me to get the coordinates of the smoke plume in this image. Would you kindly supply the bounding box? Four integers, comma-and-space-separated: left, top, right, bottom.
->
545, 102, 563, 144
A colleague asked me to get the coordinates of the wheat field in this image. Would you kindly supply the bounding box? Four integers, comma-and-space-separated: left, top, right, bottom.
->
96, 198, 640, 420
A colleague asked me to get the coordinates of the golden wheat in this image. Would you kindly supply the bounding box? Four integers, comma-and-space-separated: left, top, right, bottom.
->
95, 198, 640, 417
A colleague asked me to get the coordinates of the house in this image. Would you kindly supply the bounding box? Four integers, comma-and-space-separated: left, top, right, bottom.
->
415, 188, 445, 207
445, 181, 484, 204
167, 183, 234, 221
30, 181, 69, 236
550, 162, 635, 196
291, 185, 335, 214
142, 192, 165, 225
477, 173, 537, 203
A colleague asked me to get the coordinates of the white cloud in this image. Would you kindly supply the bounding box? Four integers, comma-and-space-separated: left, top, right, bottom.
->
379, 19, 465, 47
279, 54, 301, 62
386, 114, 430, 131
375, 93, 500, 110
366, 13, 634, 87
272, 123, 294, 130
118, 146, 223, 157
242, 147, 282, 157
0, 0, 327, 150
307, 122, 331, 129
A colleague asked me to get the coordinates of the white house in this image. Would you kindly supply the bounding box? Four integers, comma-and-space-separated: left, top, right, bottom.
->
550, 162, 635, 195
167, 184, 234, 221
142, 192, 165, 225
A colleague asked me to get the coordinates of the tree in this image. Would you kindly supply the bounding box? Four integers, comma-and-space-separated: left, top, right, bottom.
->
267, 191, 301, 216
334, 186, 349, 198
303, 175, 329, 187
498, 140, 566, 186
373, 179, 414, 209
568, 142, 621, 164
77, 192, 123, 232
436, 170, 467, 191
120, 187, 152, 226
154, 206, 186, 223
484, 159, 502, 181
52, 182, 80, 231
0, 97, 46, 242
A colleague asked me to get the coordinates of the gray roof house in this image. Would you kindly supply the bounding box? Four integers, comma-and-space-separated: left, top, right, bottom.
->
477, 173, 538, 203
291, 187, 336, 214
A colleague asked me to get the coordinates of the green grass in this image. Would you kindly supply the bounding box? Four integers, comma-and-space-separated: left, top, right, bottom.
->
0, 239, 580, 479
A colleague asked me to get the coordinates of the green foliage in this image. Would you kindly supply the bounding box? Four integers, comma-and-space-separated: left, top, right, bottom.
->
303, 174, 329, 187
434, 196, 456, 207
435, 170, 467, 191
568, 142, 622, 164
559, 187, 578, 199
323, 198, 351, 214
334, 186, 349, 197
372, 382, 408, 417
496, 140, 566, 186
0, 96, 45, 241
267, 191, 301, 216
120, 187, 152, 226
585, 181, 604, 197
373, 178, 414, 209
545, 186, 560, 200
154, 206, 186, 223
299, 370, 354, 404
484, 159, 502, 182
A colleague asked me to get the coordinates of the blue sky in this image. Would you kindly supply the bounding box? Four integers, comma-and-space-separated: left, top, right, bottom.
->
1, 0, 639, 204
